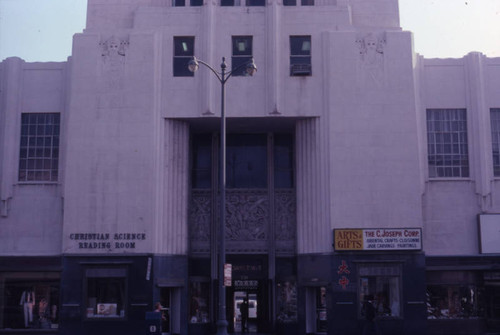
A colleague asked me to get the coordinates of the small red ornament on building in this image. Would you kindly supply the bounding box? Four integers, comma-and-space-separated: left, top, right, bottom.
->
337, 260, 350, 275
338, 276, 350, 290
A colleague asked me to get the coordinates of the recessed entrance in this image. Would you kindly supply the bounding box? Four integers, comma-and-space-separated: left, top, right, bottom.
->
226, 255, 269, 333
233, 290, 258, 333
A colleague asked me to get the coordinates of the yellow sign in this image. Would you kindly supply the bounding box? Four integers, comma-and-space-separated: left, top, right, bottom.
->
334, 228, 422, 251
334, 229, 364, 250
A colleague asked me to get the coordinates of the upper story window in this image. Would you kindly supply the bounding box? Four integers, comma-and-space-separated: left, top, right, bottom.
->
173, 36, 195, 77
290, 36, 311, 76
191, 133, 294, 190
490, 108, 500, 177
283, 0, 314, 5
232, 36, 253, 76
221, 0, 264, 6
173, 0, 203, 6
426, 108, 469, 178
19, 113, 60, 182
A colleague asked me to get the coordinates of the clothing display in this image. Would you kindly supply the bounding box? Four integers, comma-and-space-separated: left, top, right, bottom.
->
19, 290, 35, 328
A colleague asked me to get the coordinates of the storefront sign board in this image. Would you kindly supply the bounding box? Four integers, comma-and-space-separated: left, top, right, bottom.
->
478, 214, 500, 254
334, 228, 422, 251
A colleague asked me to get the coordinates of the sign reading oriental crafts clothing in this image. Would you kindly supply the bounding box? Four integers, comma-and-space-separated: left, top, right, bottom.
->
334, 228, 422, 251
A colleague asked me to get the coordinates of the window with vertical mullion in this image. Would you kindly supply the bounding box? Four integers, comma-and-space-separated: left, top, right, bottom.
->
19, 113, 60, 182
173, 36, 195, 77
426, 108, 469, 178
231, 36, 253, 77
290, 36, 311, 76
490, 109, 500, 176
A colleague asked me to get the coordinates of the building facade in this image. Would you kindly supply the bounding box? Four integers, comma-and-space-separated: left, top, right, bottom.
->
0, 0, 499, 334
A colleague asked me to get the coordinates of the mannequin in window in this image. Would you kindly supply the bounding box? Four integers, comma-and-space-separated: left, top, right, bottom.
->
19, 289, 35, 328
35, 298, 51, 329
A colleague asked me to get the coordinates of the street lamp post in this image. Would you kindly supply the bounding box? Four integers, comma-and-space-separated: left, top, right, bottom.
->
188, 56, 257, 335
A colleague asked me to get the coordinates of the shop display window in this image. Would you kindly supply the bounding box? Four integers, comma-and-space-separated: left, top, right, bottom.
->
359, 264, 401, 318
427, 285, 484, 319
0, 272, 60, 329
276, 281, 297, 323
85, 268, 127, 319
189, 281, 209, 323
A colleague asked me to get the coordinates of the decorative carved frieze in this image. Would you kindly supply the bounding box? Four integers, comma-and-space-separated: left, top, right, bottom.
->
189, 189, 296, 254
275, 190, 296, 241
189, 190, 211, 241
226, 190, 269, 241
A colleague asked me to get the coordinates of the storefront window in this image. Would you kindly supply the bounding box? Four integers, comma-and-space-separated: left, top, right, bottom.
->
277, 281, 297, 323
85, 268, 126, 319
427, 285, 484, 319
0, 272, 59, 329
359, 264, 401, 318
190, 281, 209, 323
316, 287, 327, 332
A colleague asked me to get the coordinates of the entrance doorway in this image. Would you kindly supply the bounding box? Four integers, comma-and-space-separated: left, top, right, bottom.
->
233, 290, 258, 333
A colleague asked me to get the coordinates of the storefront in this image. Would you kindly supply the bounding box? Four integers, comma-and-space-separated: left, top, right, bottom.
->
329, 228, 427, 335
0, 257, 61, 334
426, 257, 500, 335
58, 255, 154, 335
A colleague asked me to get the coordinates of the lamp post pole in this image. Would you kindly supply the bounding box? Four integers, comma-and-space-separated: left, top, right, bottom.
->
188, 56, 257, 335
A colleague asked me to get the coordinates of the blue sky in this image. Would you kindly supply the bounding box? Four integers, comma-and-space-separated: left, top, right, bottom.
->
0, 0, 499, 62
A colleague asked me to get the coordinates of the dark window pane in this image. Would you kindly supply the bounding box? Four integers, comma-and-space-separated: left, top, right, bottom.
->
232, 36, 253, 76
191, 0, 203, 5
173, 0, 186, 6
274, 134, 294, 188
232, 36, 252, 56
283, 0, 296, 5
231, 56, 252, 76
221, 0, 234, 5
174, 58, 195, 77
226, 134, 267, 188
192, 134, 212, 189
246, 0, 265, 6
290, 36, 311, 76
301, 0, 313, 5
290, 36, 311, 56
174, 37, 195, 77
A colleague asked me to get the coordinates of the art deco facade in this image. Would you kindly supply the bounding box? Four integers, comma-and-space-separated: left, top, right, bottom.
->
0, 0, 499, 334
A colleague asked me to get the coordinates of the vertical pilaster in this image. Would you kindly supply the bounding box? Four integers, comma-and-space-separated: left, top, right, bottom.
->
466, 52, 492, 210
266, 0, 281, 115
296, 118, 331, 254
159, 119, 190, 254
0, 57, 24, 216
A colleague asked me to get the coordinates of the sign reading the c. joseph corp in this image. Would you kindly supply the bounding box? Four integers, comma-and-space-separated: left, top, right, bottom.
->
334, 228, 422, 251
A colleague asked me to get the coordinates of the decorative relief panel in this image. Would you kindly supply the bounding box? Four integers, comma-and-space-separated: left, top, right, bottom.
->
226, 190, 269, 241
275, 190, 296, 241
99, 35, 129, 91
189, 190, 296, 254
356, 32, 386, 88
190, 190, 211, 242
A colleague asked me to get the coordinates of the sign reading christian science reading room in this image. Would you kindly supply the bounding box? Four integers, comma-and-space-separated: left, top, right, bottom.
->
68, 232, 147, 251
334, 228, 422, 251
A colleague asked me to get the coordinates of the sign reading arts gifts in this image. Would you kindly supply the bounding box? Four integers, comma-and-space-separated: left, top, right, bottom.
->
334, 228, 422, 251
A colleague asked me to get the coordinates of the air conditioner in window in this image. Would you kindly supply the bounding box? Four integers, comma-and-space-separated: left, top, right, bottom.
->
290, 64, 312, 76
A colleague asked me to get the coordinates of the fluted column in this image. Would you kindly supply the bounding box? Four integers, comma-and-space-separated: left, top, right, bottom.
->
156, 119, 190, 254
296, 118, 331, 253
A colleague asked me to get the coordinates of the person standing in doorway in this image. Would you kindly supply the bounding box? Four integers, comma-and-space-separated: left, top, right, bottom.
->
240, 298, 249, 332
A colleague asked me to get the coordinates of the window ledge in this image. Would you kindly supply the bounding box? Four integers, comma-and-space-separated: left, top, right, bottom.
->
427, 178, 472, 182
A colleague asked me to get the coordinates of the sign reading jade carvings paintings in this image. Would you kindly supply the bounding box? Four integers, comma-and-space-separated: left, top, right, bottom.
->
334, 228, 422, 251
67, 232, 147, 251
